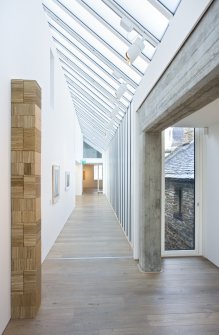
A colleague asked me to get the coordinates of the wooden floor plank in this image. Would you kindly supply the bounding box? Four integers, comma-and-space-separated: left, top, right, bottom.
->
3, 194, 219, 334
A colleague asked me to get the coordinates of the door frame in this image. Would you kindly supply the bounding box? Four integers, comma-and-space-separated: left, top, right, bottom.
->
161, 128, 203, 257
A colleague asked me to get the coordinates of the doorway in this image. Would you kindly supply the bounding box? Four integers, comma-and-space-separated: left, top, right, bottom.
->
83, 164, 103, 194
162, 127, 201, 256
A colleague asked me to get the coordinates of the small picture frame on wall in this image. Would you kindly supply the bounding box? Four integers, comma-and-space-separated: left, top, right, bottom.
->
65, 171, 70, 191
52, 165, 60, 203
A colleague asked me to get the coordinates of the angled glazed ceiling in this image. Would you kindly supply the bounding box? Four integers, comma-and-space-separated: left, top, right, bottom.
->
42, 0, 181, 151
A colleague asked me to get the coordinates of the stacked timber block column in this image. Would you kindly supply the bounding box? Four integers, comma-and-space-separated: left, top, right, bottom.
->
11, 80, 41, 319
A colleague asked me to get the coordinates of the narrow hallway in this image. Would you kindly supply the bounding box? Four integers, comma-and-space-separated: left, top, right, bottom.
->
4, 195, 219, 335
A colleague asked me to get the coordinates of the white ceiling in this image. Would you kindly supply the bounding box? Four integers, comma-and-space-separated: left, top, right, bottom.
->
174, 98, 219, 128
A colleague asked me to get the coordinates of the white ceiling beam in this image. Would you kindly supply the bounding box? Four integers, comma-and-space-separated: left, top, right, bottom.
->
147, 0, 173, 19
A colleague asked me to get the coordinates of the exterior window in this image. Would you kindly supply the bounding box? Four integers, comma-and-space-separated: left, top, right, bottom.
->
165, 127, 195, 251
94, 165, 103, 181
173, 187, 183, 220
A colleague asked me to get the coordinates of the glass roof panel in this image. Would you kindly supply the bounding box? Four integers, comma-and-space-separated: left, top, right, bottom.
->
46, 16, 139, 88
67, 76, 113, 111
61, 0, 132, 57
115, 0, 169, 40
47, 2, 142, 82
43, 0, 181, 149
159, 0, 181, 14
70, 87, 111, 120
48, 19, 116, 77
62, 67, 115, 109
52, 31, 119, 89
76, 111, 107, 132
57, 45, 116, 95
81, 0, 142, 45
75, 104, 108, 125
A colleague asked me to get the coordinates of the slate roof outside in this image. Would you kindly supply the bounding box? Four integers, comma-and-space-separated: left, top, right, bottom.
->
165, 141, 194, 179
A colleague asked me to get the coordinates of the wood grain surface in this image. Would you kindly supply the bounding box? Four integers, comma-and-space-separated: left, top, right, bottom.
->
4, 194, 219, 334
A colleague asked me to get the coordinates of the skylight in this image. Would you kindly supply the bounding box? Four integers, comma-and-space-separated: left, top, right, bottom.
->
42, 0, 180, 151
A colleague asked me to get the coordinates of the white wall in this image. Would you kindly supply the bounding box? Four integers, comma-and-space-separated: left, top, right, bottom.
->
0, 1, 83, 333
203, 122, 219, 267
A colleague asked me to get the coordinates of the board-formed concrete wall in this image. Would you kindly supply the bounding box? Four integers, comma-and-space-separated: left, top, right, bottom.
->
138, 0, 219, 271
139, 0, 219, 133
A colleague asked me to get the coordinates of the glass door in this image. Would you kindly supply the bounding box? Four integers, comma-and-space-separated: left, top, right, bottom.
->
162, 127, 201, 256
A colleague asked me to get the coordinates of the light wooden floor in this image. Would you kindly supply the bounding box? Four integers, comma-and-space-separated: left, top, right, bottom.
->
4, 194, 219, 335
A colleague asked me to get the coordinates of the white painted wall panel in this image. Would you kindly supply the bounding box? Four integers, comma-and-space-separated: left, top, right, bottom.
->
0, 1, 82, 332
203, 122, 219, 267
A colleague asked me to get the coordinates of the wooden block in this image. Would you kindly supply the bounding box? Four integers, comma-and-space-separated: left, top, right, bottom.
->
12, 103, 35, 116
24, 176, 36, 198
36, 241, 41, 267
11, 80, 23, 103
11, 176, 24, 198
12, 115, 35, 128
24, 223, 40, 246
11, 80, 41, 320
23, 199, 37, 211
11, 163, 24, 176
12, 292, 37, 307
36, 198, 41, 221
24, 163, 32, 175
24, 176, 40, 198
11, 128, 23, 150
31, 152, 41, 175
23, 151, 35, 163
12, 272, 23, 292
12, 200, 21, 211
23, 128, 41, 153
11, 151, 23, 163
12, 246, 24, 260
24, 225, 37, 246
12, 225, 24, 246
35, 105, 41, 131
36, 176, 41, 198
11, 258, 25, 273
35, 129, 41, 153
12, 211, 22, 224
23, 80, 41, 109
24, 270, 37, 293
22, 211, 36, 223
23, 128, 35, 151
12, 305, 37, 319
12, 199, 35, 211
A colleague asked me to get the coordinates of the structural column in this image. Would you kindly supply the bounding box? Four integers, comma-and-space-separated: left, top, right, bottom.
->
11, 80, 41, 319
139, 131, 162, 272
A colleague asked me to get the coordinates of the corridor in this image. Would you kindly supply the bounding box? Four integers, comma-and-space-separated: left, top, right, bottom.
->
4, 194, 219, 335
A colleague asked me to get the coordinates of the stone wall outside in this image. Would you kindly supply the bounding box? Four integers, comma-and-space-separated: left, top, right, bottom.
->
165, 178, 195, 250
